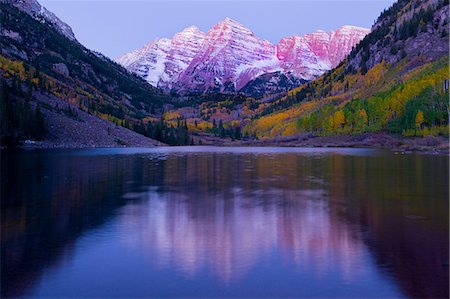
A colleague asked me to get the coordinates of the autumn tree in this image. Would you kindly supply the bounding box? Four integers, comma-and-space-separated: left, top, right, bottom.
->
415, 110, 424, 131
333, 111, 346, 131
356, 109, 368, 131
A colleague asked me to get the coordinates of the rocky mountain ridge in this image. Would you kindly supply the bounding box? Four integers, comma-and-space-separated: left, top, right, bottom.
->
0, 0, 76, 41
117, 19, 370, 95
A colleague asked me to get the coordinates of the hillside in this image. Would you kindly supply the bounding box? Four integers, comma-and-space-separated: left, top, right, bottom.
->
0, 1, 188, 147
245, 0, 449, 140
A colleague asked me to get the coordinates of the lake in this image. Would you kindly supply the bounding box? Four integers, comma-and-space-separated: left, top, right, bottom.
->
1, 147, 448, 298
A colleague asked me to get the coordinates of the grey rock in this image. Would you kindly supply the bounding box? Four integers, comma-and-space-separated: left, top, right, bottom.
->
52, 63, 69, 77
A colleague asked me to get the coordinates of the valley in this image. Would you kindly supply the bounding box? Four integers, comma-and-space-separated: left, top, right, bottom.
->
0, 0, 448, 153
1, 1, 449, 298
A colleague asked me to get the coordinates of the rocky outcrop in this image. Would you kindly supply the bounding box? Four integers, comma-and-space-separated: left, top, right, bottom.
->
52, 63, 69, 77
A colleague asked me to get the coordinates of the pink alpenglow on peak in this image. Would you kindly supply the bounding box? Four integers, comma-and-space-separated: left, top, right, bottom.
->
116, 19, 370, 94
116, 26, 206, 88
174, 18, 279, 93
278, 25, 371, 79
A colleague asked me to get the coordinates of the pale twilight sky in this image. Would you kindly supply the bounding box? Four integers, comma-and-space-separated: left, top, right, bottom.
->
41, 0, 396, 59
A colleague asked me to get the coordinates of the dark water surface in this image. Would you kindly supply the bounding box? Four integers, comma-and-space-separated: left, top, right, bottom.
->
1, 147, 448, 298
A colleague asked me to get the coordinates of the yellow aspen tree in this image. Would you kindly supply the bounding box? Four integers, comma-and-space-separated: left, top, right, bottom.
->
333, 111, 346, 130
357, 109, 368, 131
415, 110, 424, 131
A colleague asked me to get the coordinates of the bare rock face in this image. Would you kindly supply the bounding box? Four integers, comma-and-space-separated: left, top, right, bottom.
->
174, 18, 280, 94
116, 18, 369, 95
277, 26, 370, 80
277, 35, 330, 80
116, 38, 172, 87
161, 26, 206, 89
52, 63, 69, 77
328, 26, 372, 66
117, 26, 206, 89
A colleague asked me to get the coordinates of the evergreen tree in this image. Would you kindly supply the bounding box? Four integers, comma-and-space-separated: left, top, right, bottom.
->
23, 99, 32, 138
218, 120, 225, 137
32, 105, 46, 140
234, 126, 242, 140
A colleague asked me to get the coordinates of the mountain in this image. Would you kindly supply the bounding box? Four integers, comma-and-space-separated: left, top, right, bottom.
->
174, 18, 280, 94
277, 25, 372, 79
0, 0, 177, 147
116, 19, 369, 95
246, 0, 449, 139
0, 0, 76, 41
117, 26, 206, 89
239, 71, 308, 98
117, 38, 172, 87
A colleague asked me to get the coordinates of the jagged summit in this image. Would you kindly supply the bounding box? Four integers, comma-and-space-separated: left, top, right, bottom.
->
340, 25, 368, 30
221, 17, 244, 26
178, 25, 204, 36
116, 20, 369, 94
183, 25, 201, 31
207, 17, 256, 40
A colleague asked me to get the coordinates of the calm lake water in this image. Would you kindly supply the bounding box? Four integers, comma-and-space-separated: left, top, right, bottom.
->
1, 147, 448, 298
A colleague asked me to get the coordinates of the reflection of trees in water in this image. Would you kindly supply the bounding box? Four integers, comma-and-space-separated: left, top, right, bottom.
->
325, 154, 449, 299
1, 151, 448, 298
1, 153, 146, 298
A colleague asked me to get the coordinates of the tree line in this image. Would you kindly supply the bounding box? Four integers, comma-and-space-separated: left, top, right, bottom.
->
206, 119, 242, 140
132, 118, 192, 146
1, 79, 47, 146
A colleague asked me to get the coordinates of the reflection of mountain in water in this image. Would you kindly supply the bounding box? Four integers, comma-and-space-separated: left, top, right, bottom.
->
118, 188, 367, 283
1, 149, 448, 298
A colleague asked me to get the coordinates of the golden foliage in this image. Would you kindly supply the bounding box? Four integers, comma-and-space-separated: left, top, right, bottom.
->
415, 110, 424, 129
0, 55, 26, 80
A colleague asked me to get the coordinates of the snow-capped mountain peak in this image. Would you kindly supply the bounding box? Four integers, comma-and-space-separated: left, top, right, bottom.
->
216, 17, 252, 32
174, 25, 204, 40
174, 18, 278, 93
116, 20, 369, 94
181, 25, 201, 32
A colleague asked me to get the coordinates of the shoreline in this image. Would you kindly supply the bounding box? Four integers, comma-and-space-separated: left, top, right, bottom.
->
194, 132, 449, 155
4, 132, 448, 156
243, 133, 449, 155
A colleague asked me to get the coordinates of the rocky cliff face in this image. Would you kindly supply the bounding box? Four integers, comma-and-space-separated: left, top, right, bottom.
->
116, 38, 172, 87
117, 19, 369, 95
116, 26, 206, 89
161, 26, 206, 89
174, 18, 280, 94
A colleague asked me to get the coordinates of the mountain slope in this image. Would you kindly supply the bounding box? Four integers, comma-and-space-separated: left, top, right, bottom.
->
246, 0, 449, 138
277, 26, 371, 79
0, 1, 173, 146
116, 38, 173, 87
239, 71, 308, 98
116, 26, 206, 89
117, 20, 369, 95
174, 18, 279, 94
0, 0, 76, 41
